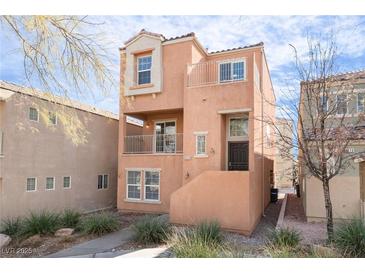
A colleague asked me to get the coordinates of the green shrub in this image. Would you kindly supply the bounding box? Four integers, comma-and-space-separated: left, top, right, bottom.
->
23, 211, 61, 236
80, 213, 119, 236
168, 221, 225, 258
168, 228, 223, 258
267, 227, 301, 248
195, 220, 222, 245
0, 217, 23, 237
334, 218, 365, 258
61, 209, 81, 228
132, 216, 170, 244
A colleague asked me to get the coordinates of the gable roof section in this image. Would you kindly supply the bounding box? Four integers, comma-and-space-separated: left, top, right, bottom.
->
120, 29, 263, 55
0, 80, 118, 120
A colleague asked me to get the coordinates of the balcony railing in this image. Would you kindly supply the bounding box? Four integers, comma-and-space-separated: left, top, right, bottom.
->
187, 60, 219, 87
124, 133, 183, 154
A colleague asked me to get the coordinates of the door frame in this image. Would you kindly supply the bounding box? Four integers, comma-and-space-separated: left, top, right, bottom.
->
153, 119, 177, 153
228, 141, 249, 171
225, 114, 249, 170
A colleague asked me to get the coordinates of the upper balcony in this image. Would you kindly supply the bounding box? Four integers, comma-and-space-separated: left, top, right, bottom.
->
187, 58, 247, 87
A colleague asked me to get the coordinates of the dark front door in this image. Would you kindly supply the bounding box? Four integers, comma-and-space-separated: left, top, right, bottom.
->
228, 141, 249, 171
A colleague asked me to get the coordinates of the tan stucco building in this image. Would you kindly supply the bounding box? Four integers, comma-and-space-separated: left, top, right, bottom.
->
274, 118, 294, 189
298, 70, 365, 221
118, 30, 276, 235
0, 81, 119, 220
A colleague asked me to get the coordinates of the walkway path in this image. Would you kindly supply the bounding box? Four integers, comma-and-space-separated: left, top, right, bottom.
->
46, 227, 135, 258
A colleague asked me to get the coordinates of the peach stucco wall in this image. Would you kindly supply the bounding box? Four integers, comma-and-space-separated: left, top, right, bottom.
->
170, 171, 251, 234
118, 34, 276, 232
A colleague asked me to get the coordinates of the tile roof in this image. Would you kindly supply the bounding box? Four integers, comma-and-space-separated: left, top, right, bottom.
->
209, 42, 264, 54
121, 29, 263, 55
0, 80, 118, 120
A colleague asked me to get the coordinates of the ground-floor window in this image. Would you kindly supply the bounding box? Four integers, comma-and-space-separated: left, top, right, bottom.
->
126, 169, 160, 202
144, 170, 160, 201
26, 177, 37, 192
46, 177, 55, 190
63, 176, 71, 189
97, 174, 109, 189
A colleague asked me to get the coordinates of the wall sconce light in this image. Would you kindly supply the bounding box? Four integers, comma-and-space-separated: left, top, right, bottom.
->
145, 122, 150, 129
210, 148, 215, 154
185, 171, 190, 179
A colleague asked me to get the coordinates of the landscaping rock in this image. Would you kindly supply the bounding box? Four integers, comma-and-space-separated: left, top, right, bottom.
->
0, 234, 12, 248
55, 228, 74, 237
22, 234, 42, 247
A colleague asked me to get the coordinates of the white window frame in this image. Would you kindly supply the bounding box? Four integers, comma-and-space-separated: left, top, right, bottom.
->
143, 169, 160, 202
357, 93, 365, 113
154, 119, 177, 153
49, 111, 58, 125
194, 131, 208, 157
29, 107, 39, 122
97, 174, 109, 190
320, 95, 329, 113
63, 176, 72, 189
218, 59, 246, 83
336, 94, 348, 115
137, 55, 152, 85
126, 169, 142, 201
45, 177, 55, 191
26, 177, 37, 192
229, 117, 249, 138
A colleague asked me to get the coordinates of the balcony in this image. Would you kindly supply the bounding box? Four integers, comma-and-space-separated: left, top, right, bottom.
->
124, 133, 183, 154
187, 59, 246, 87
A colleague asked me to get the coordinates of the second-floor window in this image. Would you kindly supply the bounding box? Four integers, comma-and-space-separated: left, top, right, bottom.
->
29, 107, 39, 121
336, 95, 347, 115
358, 93, 365, 113
137, 55, 152, 85
320, 95, 328, 113
219, 60, 245, 82
49, 112, 57, 125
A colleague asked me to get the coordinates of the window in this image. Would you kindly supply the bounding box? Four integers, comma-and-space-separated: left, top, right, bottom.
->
97, 174, 108, 189
127, 170, 141, 200
195, 134, 207, 156
26, 177, 36, 192
358, 93, 365, 113
29, 107, 39, 121
155, 121, 176, 153
320, 96, 328, 113
219, 60, 245, 82
49, 112, 57, 125
336, 95, 347, 115
229, 118, 248, 137
137, 56, 152, 85
63, 176, 71, 189
46, 177, 55, 190
144, 170, 160, 201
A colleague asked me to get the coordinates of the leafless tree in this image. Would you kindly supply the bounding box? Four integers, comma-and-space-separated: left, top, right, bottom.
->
264, 34, 365, 240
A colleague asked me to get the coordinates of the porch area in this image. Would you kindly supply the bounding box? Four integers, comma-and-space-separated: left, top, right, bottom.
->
122, 109, 184, 155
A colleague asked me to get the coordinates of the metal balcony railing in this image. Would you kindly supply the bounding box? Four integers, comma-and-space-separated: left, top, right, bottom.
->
124, 133, 183, 154
187, 60, 219, 87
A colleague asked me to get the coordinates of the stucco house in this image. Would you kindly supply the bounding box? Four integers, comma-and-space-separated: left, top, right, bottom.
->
0, 81, 119, 220
118, 30, 276, 235
298, 70, 365, 222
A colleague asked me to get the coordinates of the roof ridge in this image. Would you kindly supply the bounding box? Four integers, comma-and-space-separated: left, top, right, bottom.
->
209, 42, 264, 54
0, 80, 118, 120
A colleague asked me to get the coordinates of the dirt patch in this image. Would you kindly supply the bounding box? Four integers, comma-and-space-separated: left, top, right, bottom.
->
283, 194, 327, 245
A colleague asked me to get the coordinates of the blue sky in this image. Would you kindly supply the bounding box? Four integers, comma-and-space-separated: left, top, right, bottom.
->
1, 16, 365, 114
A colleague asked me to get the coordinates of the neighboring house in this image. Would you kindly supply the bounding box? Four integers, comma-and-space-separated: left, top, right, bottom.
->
0, 81, 119, 220
298, 70, 365, 222
274, 118, 294, 189
118, 30, 275, 235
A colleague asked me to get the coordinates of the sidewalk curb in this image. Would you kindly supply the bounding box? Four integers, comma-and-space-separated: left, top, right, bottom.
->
276, 193, 288, 229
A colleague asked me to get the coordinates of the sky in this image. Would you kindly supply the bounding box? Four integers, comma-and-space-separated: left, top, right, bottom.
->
1, 15, 365, 114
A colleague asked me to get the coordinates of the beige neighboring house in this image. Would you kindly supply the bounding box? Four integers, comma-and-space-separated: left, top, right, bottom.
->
299, 70, 365, 222
274, 118, 294, 189
0, 81, 119, 220
118, 30, 276, 235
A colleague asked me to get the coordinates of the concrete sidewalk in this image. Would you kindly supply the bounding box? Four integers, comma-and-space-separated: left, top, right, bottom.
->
46, 227, 134, 258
